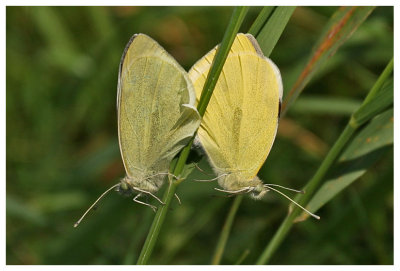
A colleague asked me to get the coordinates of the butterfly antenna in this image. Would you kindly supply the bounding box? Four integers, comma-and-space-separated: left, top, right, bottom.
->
265, 185, 320, 220
194, 173, 228, 182
74, 183, 120, 228
264, 184, 305, 194
194, 164, 214, 176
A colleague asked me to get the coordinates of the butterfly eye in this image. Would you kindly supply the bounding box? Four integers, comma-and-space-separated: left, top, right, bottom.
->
120, 181, 129, 191
249, 186, 268, 200
116, 182, 134, 197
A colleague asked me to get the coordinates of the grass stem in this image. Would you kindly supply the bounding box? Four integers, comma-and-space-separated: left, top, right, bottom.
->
211, 195, 243, 264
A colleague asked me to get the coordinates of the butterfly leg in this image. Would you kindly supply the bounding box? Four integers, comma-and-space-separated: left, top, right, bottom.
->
194, 173, 229, 182
167, 173, 179, 180
174, 193, 181, 205
214, 187, 252, 194
194, 164, 214, 176
133, 193, 157, 212
132, 187, 165, 205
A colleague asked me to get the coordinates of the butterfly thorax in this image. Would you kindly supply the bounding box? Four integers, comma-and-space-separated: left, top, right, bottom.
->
119, 171, 164, 195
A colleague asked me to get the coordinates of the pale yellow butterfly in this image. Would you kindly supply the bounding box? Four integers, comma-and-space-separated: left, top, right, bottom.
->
75, 34, 201, 227
189, 33, 319, 219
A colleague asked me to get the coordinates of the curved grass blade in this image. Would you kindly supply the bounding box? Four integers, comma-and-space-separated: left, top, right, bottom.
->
282, 6, 376, 116
294, 75, 393, 221
295, 107, 393, 222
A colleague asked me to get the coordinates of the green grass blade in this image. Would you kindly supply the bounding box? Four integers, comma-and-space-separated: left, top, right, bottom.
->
235, 249, 250, 265
196, 8, 250, 116
290, 61, 393, 118
282, 6, 376, 116
291, 95, 362, 116
254, 6, 296, 57
87, 6, 115, 43
248, 6, 275, 36
157, 199, 226, 263
136, 7, 249, 265
351, 58, 394, 126
123, 211, 154, 264
211, 195, 243, 264
28, 7, 77, 55
352, 79, 393, 126
173, 6, 249, 175
7, 196, 46, 226
28, 6, 92, 76
296, 108, 393, 220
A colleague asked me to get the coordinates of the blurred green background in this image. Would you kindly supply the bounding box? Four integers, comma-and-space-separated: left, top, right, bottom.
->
6, 6, 393, 264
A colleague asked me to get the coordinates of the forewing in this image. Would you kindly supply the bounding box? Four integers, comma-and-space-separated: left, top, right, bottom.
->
188, 33, 282, 178
118, 34, 200, 176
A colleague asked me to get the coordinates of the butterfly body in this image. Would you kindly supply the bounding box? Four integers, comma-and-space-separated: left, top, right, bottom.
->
119, 173, 165, 195
216, 173, 267, 199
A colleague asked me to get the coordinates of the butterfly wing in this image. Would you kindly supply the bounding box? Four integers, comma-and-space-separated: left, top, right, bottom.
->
117, 34, 201, 177
189, 33, 282, 179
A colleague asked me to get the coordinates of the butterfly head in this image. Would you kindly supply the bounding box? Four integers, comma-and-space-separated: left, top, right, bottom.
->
217, 172, 268, 199
116, 177, 135, 197
248, 177, 269, 199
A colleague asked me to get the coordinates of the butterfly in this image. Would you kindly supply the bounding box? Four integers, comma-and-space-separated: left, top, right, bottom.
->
189, 33, 319, 219
75, 34, 201, 227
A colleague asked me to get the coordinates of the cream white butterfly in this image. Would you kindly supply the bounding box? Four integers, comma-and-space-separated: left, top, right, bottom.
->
190, 33, 319, 219
75, 34, 201, 227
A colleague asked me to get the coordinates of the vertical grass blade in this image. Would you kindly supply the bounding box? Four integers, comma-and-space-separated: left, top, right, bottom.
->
248, 6, 275, 36
211, 195, 243, 264
282, 6, 375, 116
195, 7, 250, 117
136, 6, 249, 265
254, 6, 296, 57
